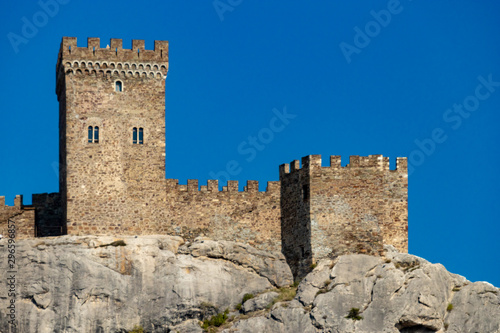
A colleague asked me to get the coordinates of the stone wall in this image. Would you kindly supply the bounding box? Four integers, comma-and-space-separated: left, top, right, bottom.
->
165, 179, 281, 253
280, 155, 408, 278
56, 37, 169, 236
0, 196, 35, 239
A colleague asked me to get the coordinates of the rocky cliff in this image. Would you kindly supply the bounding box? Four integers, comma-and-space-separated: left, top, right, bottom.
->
0, 236, 498, 333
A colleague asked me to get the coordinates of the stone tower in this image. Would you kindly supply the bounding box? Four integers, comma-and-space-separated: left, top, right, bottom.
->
280, 155, 408, 278
55, 37, 169, 235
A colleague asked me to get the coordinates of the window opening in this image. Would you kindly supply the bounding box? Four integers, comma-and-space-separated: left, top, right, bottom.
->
115, 81, 122, 92
138, 128, 143, 144
302, 184, 310, 201
94, 126, 99, 143
88, 126, 99, 143
88, 126, 93, 143
133, 127, 137, 144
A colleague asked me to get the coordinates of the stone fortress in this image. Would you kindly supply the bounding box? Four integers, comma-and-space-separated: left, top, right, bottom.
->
0, 37, 408, 277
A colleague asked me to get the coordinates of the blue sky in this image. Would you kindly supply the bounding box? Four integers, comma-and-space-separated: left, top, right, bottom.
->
1, 1, 499, 286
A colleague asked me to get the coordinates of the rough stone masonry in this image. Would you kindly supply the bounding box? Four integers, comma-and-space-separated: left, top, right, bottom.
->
0, 37, 408, 278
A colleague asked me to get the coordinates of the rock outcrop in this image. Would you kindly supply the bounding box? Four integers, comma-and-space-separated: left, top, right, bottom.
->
0, 235, 291, 333
225, 246, 500, 333
0, 238, 498, 333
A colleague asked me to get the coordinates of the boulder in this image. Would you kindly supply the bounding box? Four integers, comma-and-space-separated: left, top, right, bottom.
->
241, 291, 278, 313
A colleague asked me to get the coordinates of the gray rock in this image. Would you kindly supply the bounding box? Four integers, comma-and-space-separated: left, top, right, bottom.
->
225, 301, 317, 333
308, 252, 500, 333
188, 239, 293, 287
168, 319, 203, 333
1, 237, 498, 333
0, 235, 290, 333
241, 291, 278, 313
297, 259, 333, 306
445, 282, 500, 333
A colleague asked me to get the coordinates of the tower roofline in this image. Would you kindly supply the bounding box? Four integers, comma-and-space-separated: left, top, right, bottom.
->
56, 37, 169, 98
57, 37, 168, 64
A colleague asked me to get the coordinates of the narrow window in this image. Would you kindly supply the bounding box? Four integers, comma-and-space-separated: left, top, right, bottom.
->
115, 80, 122, 92
302, 184, 309, 201
133, 127, 137, 144
138, 128, 144, 144
88, 126, 93, 143
94, 126, 99, 143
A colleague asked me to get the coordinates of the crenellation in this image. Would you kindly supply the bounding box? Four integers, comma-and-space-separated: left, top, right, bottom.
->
347, 155, 389, 170
87, 37, 100, 50
207, 179, 218, 192
14, 195, 23, 208
279, 163, 290, 176
188, 179, 198, 192
283, 155, 402, 173
58, 37, 168, 63
291, 160, 300, 171
110, 38, 122, 50
302, 155, 322, 169
164, 179, 278, 194
154, 40, 169, 55
246, 180, 259, 192
0, 195, 36, 239
132, 39, 145, 51
228, 180, 238, 192
56, 37, 169, 95
396, 157, 408, 172
330, 155, 342, 168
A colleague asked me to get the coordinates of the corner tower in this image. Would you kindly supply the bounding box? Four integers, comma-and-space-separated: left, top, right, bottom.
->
280, 155, 408, 278
56, 37, 169, 235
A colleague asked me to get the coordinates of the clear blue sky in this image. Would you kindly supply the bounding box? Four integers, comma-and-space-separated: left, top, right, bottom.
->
1, 1, 499, 286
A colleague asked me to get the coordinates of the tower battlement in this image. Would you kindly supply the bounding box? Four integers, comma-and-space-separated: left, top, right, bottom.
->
279, 155, 407, 176
57, 37, 168, 64
0, 195, 23, 208
166, 179, 280, 194
56, 37, 169, 97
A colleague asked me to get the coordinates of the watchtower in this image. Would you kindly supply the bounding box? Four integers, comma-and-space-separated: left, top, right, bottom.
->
280, 155, 408, 278
55, 37, 169, 235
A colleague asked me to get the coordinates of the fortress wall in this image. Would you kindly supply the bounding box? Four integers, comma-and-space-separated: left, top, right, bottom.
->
308, 155, 408, 255
280, 155, 408, 279
0, 196, 35, 239
164, 179, 282, 253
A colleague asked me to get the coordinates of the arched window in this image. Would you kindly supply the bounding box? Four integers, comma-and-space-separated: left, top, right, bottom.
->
88, 126, 99, 143
115, 80, 122, 92
88, 126, 93, 143
132, 127, 144, 145
94, 126, 99, 143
